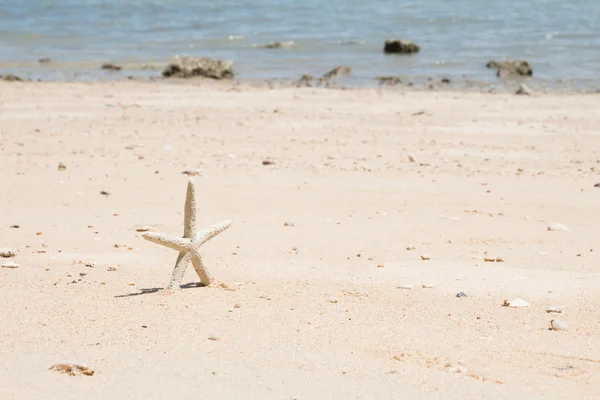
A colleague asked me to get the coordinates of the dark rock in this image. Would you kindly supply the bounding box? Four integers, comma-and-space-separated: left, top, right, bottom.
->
38, 58, 52, 64
441, 78, 451, 84
263, 41, 294, 49
101, 63, 122, 71
384, 39, 420, 54
318, 66, 351, 87
0, 73, 24, 82
456, 292, 467, 298
487, 60, 532, 77
163, 57, 234, 80
594, 183, 600, 187
376, 76, 402, 85
262, 160, 276, 166
297, 74, 313, 87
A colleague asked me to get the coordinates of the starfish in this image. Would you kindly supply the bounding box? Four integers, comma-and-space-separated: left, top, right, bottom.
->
141, 178, 231, 290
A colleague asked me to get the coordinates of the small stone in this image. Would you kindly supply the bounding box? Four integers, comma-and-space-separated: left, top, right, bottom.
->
284, 222, 294, 227
456, 292, 467, 298
100, 191, 111, 196
233, 304, 241, 309
182, 169, 203, 176
547, 223, 569, 232
383, 39, 420, 54
101, 63, 122, 71
1, 260, 20, 268
107, 267, 117, 272
36, 232, 43, 235
406, 245, 416, 250
49, 364, 94, 376
515, 84, 533, 96
398, 284, 413, 289
408, 154, 417, 163
550, 320, 568, 331
546, 306, 562, 313
135, 226, 152, 232
262, 160, 276, 165
10, 225, 19, 229
208, 334, 220, 341
422, 283, 434, 288
37, 249, 47, 254
0, 248, 18, 258
594, 183, 600, 188
377, 264, 385, 268
58, 163, 67, 171
327, 297, 339, 303
503, 298, 529, 308
420, 255, 431, 260
85, 263, 96, 268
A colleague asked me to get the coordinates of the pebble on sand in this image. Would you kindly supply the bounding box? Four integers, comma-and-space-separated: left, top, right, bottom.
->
0, 248, 18, 258
49, 364, 95, 376
547, 223, 569, 232
546, 306, 562, 313
503, 298, 529, 308
328, 297, 339, 303
1, 260, 20, 268
58, 163, 67, 171
406, 245, 416, 250
550, 320, 568, 331
422, 283, 434, 288
420, 255, 431, 260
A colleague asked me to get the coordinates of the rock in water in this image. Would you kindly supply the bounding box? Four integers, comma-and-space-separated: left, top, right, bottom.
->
163, 56, 234, 80
384, 40, 420, 54
486, 60, 533, 77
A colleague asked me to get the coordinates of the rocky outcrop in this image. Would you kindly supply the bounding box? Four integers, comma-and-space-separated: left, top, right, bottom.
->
383, 40, 420, 54
163, 57, 234, 80
487, 60, 532, 77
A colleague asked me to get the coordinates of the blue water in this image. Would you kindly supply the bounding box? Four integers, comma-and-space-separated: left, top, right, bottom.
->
1, 0, 600, 90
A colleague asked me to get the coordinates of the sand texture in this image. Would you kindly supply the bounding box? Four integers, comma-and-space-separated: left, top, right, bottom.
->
1, 81, 600, 399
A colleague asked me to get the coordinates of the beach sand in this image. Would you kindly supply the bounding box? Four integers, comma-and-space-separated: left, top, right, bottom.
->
1, 80, 599, 399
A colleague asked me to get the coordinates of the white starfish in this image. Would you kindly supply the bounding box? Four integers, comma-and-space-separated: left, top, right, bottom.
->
142, 178, 231, 290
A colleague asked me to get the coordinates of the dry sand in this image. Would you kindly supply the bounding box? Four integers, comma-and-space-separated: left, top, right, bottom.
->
1, 80, 600, 399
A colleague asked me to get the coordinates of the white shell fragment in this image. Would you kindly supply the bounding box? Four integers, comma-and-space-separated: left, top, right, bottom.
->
503, 298, 529, 308
398, 284, 413, 290
0, 248, 18, 258
1, 260, 20, 268
550, 320, 568, 331
547, 223, 569, 232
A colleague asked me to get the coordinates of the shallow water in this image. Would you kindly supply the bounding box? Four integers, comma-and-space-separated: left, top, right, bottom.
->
1, 0, 599, 90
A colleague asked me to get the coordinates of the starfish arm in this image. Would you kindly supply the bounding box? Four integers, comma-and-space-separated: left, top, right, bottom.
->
195, 220, 232, 246
142, 232, 191, 252
183, 178, 197, 238
190, 249, 213, 286
168, 250, 192, 290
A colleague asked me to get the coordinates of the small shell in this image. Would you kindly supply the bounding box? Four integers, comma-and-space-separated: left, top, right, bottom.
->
503, 298, 529, 308
398, 284, 413, 290
408, 154, 417, 163
422, 283, 434, 288
420, 254, 431, 261
1, 260, 20, 268
550, 320, 568, 331
406, 245, 416, 251
547, 223, 569, 232
0, 248, 18, 258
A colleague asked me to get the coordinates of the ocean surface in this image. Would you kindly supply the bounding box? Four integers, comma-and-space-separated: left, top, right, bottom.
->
1, 0, 600, 91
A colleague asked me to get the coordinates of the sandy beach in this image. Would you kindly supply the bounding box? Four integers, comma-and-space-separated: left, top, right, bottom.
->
1, 80, 600, 399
